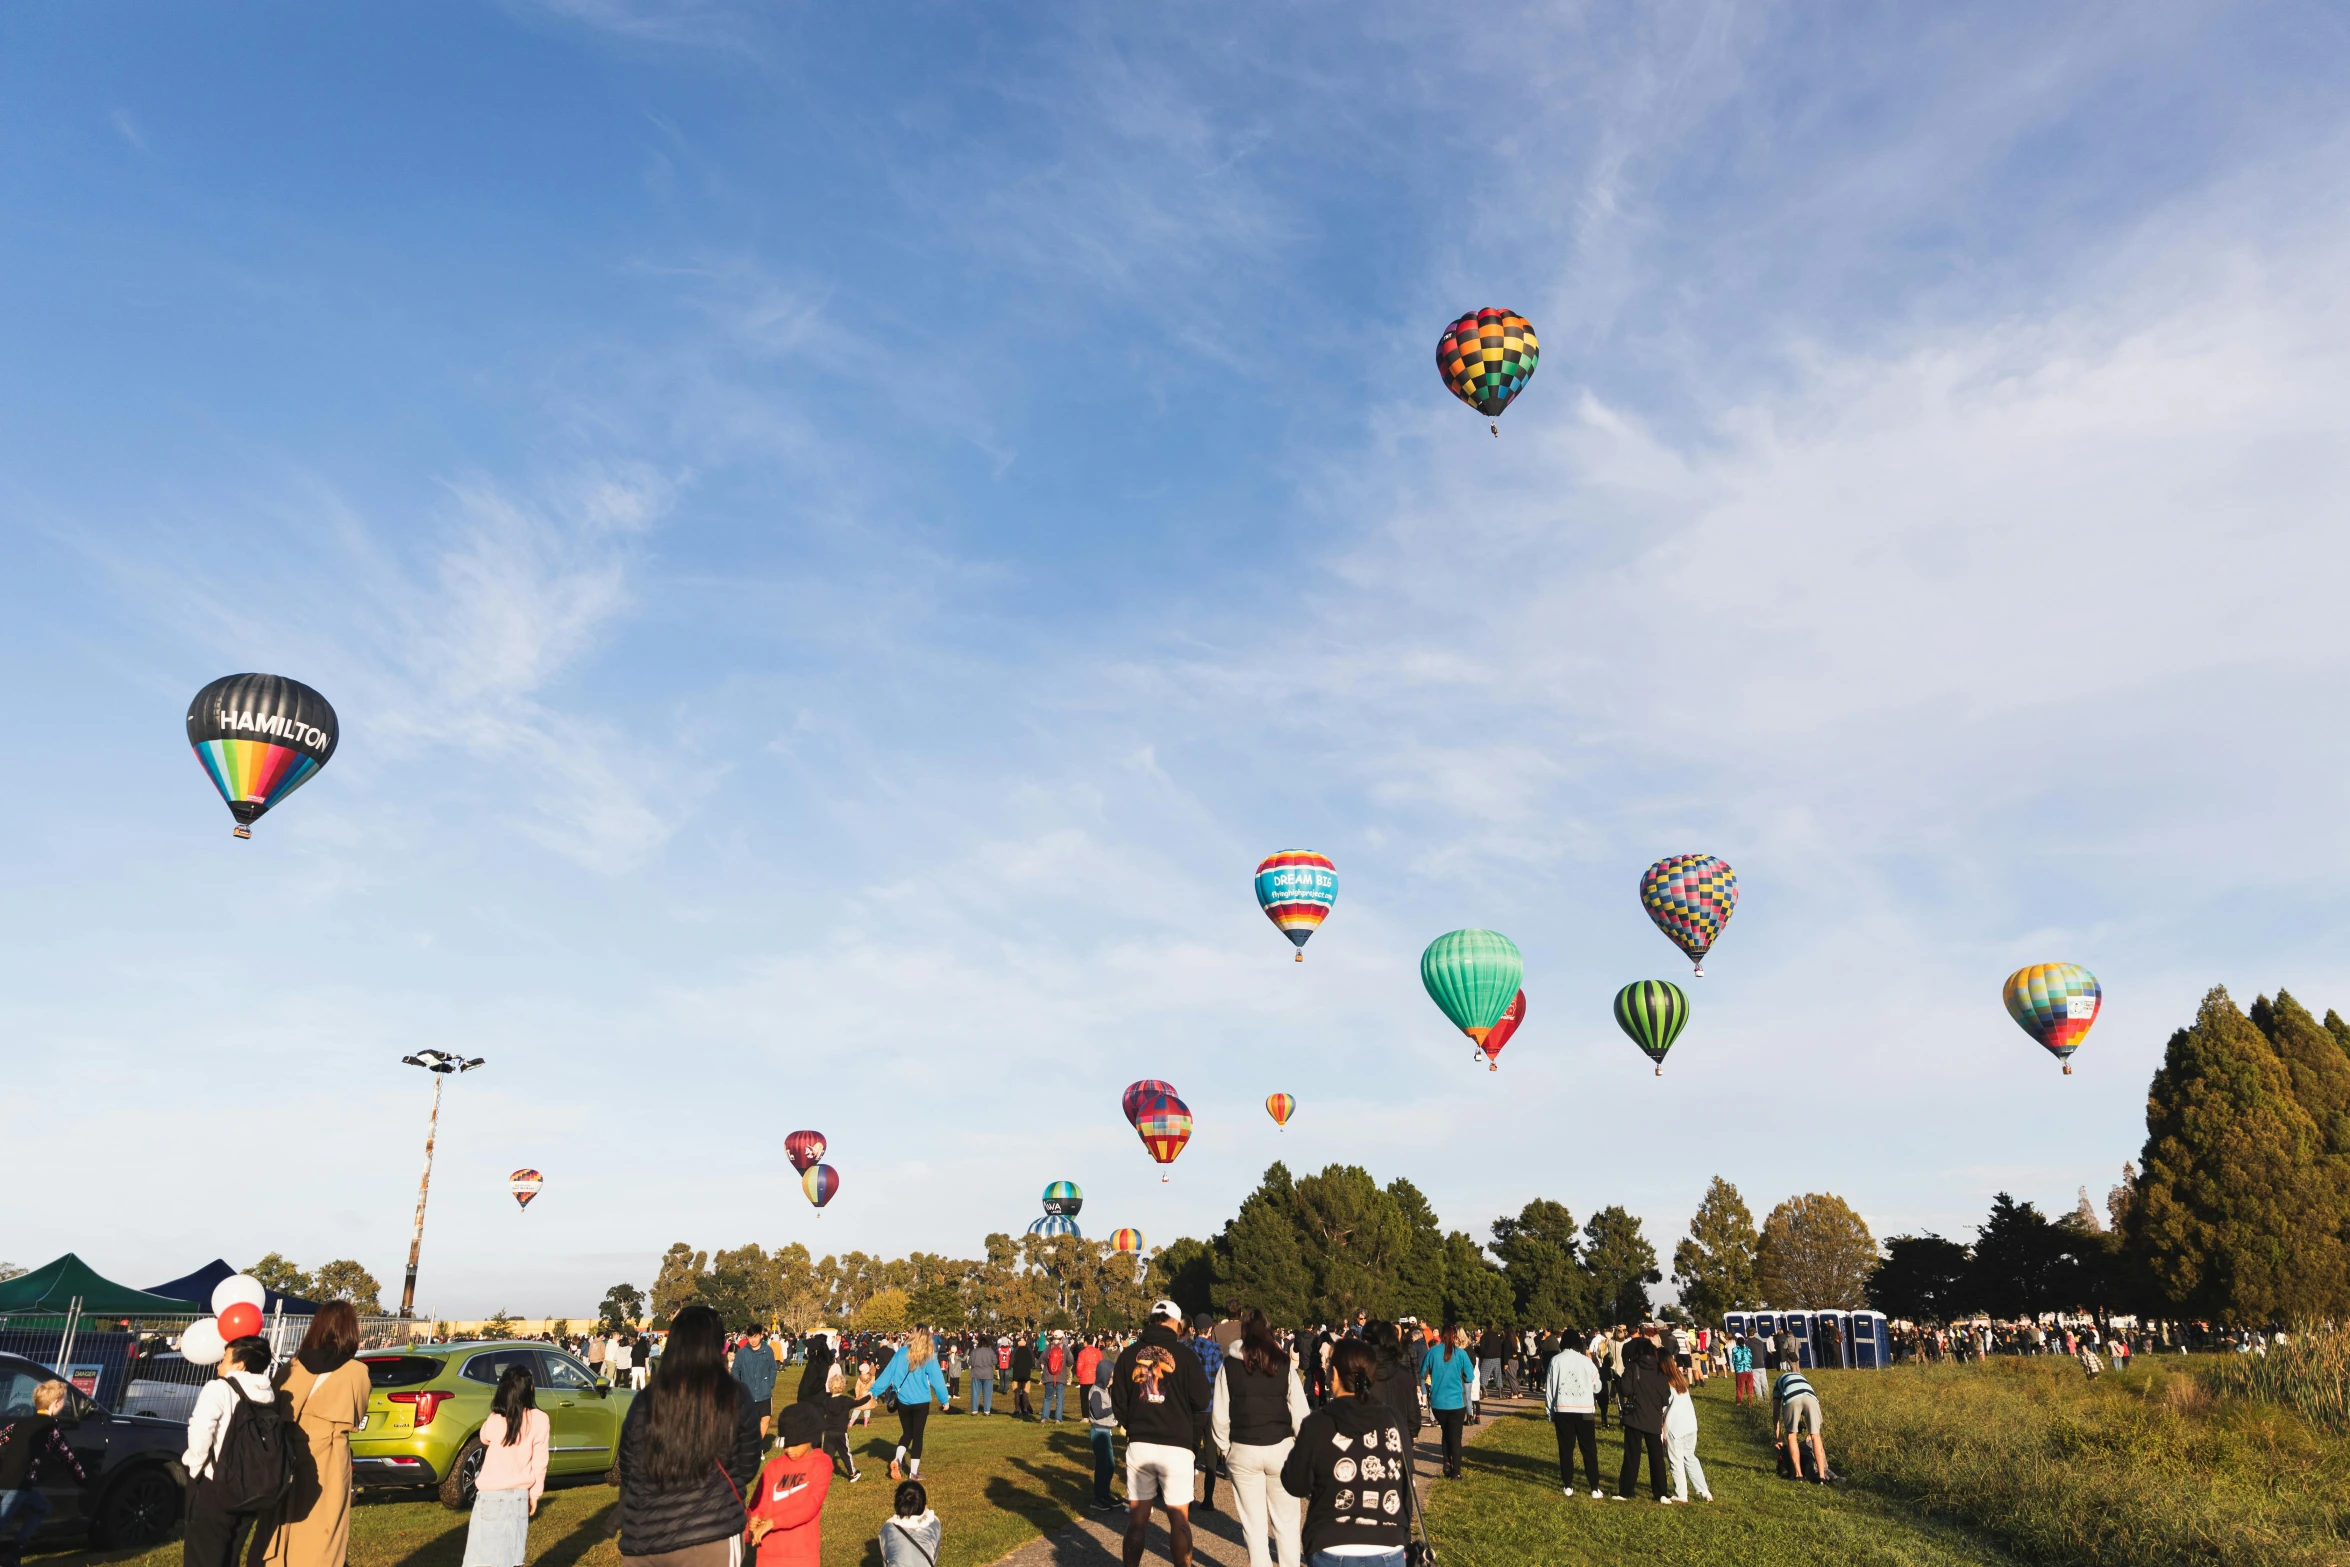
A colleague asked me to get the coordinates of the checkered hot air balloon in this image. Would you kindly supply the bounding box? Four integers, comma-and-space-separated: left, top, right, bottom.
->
1254, 851, 1338, 961
1435, 308, 1540, 435
801, 1163, 839, 1214
784, 1129, 827, 1175
508, 1169, 543, 1211
1122, 1080, 1175, 1127
1640, 854, 1738, 977
1265, 1093, 1296, 1129
1477, 991, 1526, 1072
2003, 963, 2100, 1075
1125, 1082, 1193, 1181
1614, 980, 1690, 1076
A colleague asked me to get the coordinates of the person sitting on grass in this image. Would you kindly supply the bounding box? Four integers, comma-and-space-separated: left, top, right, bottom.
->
748, 1404, 830, 1567
1771, 1365, 1832, 1483
878, 1479, 941, 1567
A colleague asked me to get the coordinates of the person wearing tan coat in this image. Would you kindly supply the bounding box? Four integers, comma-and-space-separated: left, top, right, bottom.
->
264, 1303, 371, 1567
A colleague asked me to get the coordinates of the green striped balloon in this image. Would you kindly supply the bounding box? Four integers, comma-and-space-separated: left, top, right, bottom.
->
1613, 980, 1690, 1075
1420, 929, 1524, 1044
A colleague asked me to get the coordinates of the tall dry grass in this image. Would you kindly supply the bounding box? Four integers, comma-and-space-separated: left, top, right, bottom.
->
2208, 1329, 2350, 1435
1811, 1357, 2348, 1567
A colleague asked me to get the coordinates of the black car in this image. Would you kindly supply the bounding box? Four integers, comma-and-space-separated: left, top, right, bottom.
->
0, 1353, 185, 1548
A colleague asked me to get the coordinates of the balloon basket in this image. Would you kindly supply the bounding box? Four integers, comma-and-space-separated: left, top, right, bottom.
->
1655, 1066, 1663, 1076
1692, 963, 1705, 978
2063, 1063, 2073, 1075
1160, 1174, 1169, 1183
1488, 1061, 1498, 1073
1295, 951, 1304, 963
1489, 422, 1498, 437
232, 825, 252, 840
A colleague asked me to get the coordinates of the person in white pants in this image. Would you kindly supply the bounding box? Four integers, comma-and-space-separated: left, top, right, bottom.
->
1211, 1311, 1310, 1567
1663, 1362, 1711, 1502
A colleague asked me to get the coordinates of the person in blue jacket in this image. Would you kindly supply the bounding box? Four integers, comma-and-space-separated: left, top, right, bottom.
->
868, 1330, 952, 1483
1422, 1323, 1478, 1479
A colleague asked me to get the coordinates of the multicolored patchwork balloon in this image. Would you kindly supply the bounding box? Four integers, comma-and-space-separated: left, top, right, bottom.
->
508, 1169, 543, 1211
1027, 1213, 1083, 1238
1477, 991, 1526, 1072
2003, 963, 2101, 1075
1265, 1092, 1296, 1129
187, 674, 339, 839
1613, 980, 1690, 1075
1436, 308, 1540, 434
1254, 851, 1339, 961
784, 1130, 827, 1175
801, 1163, 839, 1213
1042, 1180, 1084, 1216
1421, 929, 1525, 1047
1129, 1085, 1193, 1181
1122, 1080, 1176, 1127
1640, 854, 1738, 976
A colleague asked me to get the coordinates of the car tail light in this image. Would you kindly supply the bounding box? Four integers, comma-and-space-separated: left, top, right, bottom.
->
387, 1391, 451, 1427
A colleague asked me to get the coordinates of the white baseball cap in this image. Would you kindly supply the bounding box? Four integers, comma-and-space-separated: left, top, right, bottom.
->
1151, 1299, 1183, 1321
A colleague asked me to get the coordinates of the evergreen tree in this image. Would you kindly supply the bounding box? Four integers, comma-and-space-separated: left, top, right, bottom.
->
1757, 1193, 1877, 1307
1866, 1234, 1971, 1321
1216, 1163, 1313, 1324
2124, 985, 2350, 1322
1157, 1236, 1220, 1319
1439, 1231, 1515, 1327
1965, 1194, 2064, 1317
1491, 1199, 1591, 1327
2253, 992, 2350, 1164
2325, 1009, 2350, 1059
1381, 1178, 1452, 1323
1582, 1206, 1661, 1325
1671, 1177, 1760, 1323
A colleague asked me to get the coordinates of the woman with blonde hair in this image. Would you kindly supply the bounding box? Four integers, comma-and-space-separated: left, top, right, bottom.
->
867, 1329, 950, 1482
264, 1301, 370, 1567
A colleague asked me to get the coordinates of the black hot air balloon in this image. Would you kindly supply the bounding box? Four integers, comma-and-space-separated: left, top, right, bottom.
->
186, 674, 339, 839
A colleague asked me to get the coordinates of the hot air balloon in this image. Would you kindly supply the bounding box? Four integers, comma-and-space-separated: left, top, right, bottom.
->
187, 674, 339, 839
1122, 1079, 1176, 1127
1614, 980, 1690, 1075
801, 1163, 839, 1214
1265, 1093, 1296, 1129
1130, 1086, 1193, 1181
1110, 1228, 1145, 1255
1640, 854, 1738, 976
784, 1130, 827, 1175
1027, 1213, 1083, 1238
1477, 991, 1526, 1072
1421, 929, 1524, 1050
1436, 309, 1539, 435
508, 1169, 543, 1211
2003, 963, 2101, 1075
1254, 851, 1339, 961
1042, 1180, 1084, 1217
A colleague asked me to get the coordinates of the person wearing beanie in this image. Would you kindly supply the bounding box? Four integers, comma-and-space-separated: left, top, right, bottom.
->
747, 1404, 831, 1567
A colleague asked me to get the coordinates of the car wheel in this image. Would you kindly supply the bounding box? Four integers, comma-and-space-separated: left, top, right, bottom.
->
92, 1465, 183, 1549
439, 1436, 487, 1511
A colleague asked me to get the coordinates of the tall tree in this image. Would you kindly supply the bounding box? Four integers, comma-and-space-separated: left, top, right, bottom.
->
1439, 1232, 1514, 1327
1582, 1206, 1661, 1325
1216, 1163, 1313, 1324
1491, 1199, 1590, 1327
1157, 1236, 1220, 1319
1866, 1234, 1972, 1322
2125, 986, 2350, 1321
650, 1243, 706, 1323
1381, 1178, 1452, 1324
2253, 992, 2350, 1166
1756, 1193, 1877, 1307
311, 1260, 383, 1314
1672, 1177, 1760, 1324
247, 1253, 314, 1297
598, 1282, 645, 1331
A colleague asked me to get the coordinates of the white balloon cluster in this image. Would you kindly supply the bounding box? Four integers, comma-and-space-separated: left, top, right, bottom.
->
177, 1274, 269, 1367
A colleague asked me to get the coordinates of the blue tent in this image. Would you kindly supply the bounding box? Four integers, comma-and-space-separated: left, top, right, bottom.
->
145, 1259, 321, 1315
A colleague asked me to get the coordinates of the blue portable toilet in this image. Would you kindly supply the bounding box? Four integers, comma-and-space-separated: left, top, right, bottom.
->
1820, 1310, 1855, 1367
1850, 1311, 1892, 1369
1783, 1311, 1818, 1368
1725, 1311, 1752, 1344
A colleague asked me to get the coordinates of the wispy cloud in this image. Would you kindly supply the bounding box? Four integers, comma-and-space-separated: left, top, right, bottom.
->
108, 108, 146, 151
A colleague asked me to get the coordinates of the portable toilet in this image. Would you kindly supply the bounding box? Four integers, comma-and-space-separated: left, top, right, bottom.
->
1850, 1311, 1892, 1369
1724, 1311, 1752, 1344
1774, 1310, 1810, 1368
1820, 1310, 1856, 1367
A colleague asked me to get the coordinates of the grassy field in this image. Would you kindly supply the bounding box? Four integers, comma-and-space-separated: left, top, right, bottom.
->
1822, 1358, 2350, 1567
1419, 1378, 2023, 1567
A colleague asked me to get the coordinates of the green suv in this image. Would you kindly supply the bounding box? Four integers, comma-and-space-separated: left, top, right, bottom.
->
351, 1341, 636, 1508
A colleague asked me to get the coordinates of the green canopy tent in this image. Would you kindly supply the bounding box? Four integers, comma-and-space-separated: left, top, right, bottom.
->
0, 1254, 194, 1315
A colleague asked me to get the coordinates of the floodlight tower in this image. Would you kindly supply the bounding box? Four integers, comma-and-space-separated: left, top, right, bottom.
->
398, 1050, 485, 1319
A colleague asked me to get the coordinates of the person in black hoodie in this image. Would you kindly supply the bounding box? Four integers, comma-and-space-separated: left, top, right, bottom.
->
614, 1306, 764, 1567
794, 1331, 836, 1405
1363, 1322, 1423, 1481
1280, 1339, 1411, 1567
1111, 1302, 1212, 1567
1612, 1336, 1672, 1504
1009, 1339, 1038, 1421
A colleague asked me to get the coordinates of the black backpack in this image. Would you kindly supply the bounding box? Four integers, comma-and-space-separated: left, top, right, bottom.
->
210, 1383, 299, 1513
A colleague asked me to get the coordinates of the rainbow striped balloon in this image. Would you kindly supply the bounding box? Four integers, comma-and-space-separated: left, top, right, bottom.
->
2003, 963, 2100, 1075
1255, 851, 1338, 961
1265, 1092, 1296, 1129
1110, 1228, 1145, 1254
186, 674, 339, 839
801, 1163, 839, 1213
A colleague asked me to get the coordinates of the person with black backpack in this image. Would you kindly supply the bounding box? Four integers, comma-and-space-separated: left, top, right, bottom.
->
181, 1335, 296, 1567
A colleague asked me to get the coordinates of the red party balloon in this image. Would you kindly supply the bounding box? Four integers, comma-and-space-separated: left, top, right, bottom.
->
217, 1301, 264, 1340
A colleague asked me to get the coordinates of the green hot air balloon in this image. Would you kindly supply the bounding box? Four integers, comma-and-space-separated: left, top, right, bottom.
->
1420, 929, 1524, 1051
1613, 981, 1690, 1075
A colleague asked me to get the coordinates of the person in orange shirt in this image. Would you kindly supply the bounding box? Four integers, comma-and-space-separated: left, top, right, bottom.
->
747, 1405, 831, 1567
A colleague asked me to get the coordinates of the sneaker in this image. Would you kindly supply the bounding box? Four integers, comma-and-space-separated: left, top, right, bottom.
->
1610, 1494, 1627, 1502
1591, 1489, 1605, 1499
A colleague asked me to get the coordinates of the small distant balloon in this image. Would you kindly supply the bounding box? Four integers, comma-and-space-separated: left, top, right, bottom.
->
1265, 1092, 1296, 1129
187, 674, 339, 839
1110, 1228, 1145, 1255
801, 1163, 839, 1214
2003, 963, 2101, 1075
784, 1130, 827, 1175
1421, 929, 1524, 1047
1129, 1084, 1193, 1181
509, 1169, 543, 1211
1613, 980, 1690, 1075
1254, 851, 1338, 961
1477, 990, 1526, 1072
1042, 1180, 1084, 1217
1640, 854, 1738, 976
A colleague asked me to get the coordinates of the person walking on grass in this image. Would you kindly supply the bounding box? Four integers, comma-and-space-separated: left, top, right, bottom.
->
613, 1305, 763, 1567
733, 1325, 779, 1444
1212, 1310, 1309, 1567
868, 1329, 950, 1483
1086, 1352, 1122, 1512
1772, 1365, 1832, 1483
1662, 1360, 1711, 1503
1730, 1333, 1755, 1405
1010, 1337, 1037, 1421
1044, 1334, 1071, 1424
1279, 1340, 1412, 1567
1113, 1301, 1212, 1567
969, 1338, 996, 1416
262, 1302, 369, 1567
1419, 1325, 1475, 1481
1543, 1326, 1604, 1499
460, 1365, 549, 1567
1611, 1337, 1671, 1503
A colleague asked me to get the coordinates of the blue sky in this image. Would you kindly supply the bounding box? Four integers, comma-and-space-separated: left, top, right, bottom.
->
6, 2, 2349, 1317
